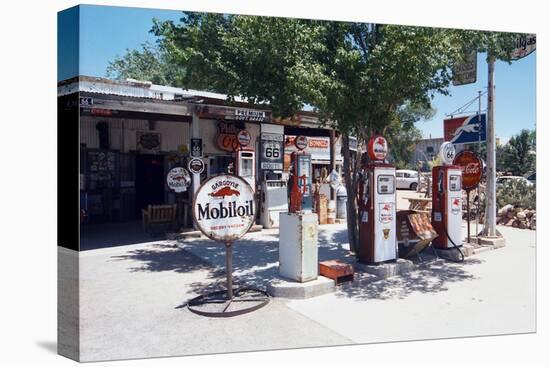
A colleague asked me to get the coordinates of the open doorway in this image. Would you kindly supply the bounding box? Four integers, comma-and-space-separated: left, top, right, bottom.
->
135, 154, 165, 216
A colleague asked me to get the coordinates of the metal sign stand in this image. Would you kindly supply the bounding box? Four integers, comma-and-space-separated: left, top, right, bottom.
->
186, 240, 269, 317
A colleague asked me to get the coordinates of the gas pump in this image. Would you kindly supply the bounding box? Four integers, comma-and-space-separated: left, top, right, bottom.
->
288, 135, 312, 213
278, 135, 318, 282
234, 130, 256, 192
431, 142, 464, 260
357, 135, 397, 264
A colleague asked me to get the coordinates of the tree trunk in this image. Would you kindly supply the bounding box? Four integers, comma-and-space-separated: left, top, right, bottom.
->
342, 134, 359, 253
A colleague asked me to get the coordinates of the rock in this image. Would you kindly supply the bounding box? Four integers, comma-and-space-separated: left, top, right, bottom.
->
498, 204, 514, 216
506, 211, 515, 219
516, 211, 527, 220
512, 220, 520, 228
519, 221, 528, 229
506, 219, 515, 226
514, 207, 523, 214
526, 210, 534, 218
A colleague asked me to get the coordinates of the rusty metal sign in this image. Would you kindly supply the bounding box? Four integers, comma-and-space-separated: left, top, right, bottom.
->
192, 174, 256, 242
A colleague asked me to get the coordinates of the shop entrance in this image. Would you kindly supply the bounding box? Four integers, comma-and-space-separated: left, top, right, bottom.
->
135, 154, 165, 216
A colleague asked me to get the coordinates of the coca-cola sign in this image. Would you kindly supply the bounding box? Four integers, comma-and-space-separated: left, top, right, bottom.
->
453, 150, 483, 190
192, 174, 256, 241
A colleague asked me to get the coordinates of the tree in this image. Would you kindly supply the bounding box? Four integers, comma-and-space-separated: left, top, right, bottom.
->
106, 42, 186, 86
499, 129, 536, 175
143, 13, 523, 253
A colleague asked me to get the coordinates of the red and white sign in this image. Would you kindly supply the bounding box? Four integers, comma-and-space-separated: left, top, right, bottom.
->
166, 167, 191, 193
294, 135, 308, 150
237, 129, 251, 147
192, 174, 256, 241
453, 150, 483, 190
379, 202, 394, 224
216, 122, 239, 152
368, 135, 388, 161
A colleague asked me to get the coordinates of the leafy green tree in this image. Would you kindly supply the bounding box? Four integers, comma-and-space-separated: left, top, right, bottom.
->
124, 13, 524, 252
499, 129, 536, 175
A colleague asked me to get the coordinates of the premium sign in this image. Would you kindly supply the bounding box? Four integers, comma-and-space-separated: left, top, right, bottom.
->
453, 150, 483, 190
260, 132, 284, 170
166, 167, 191, 193
193, 175, 256, 241
235, 108, 268, 122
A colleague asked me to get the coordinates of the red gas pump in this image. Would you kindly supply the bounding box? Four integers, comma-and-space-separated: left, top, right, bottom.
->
431, 142, 464, 261
288, 136, 313, 213
357, 136, 397, 264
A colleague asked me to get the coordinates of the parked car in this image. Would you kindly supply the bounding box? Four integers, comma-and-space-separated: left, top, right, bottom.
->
396, 169, 422, 190
496, 175, 533, 187
524, 172, 536, 185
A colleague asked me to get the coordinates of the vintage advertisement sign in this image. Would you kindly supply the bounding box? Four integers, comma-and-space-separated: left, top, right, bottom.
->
196, 105, 270, 122
190, 138, 202, 157
452, 51, 477, 86
439, 141, 456, 165
234, 108, 268, 122
511, 34, 536, 60
236, 129, 251, 147
137, 131, 161, 152
166, 167, 191, 193
188, 158, 205, 175
368, 135, 388, 161
453, 150, 483, 190
260, 132, 284, 170
294, 135, 308, 150
216, 122, 240, 152
192, 174, 256, 241
379, 202, 394, 224
444, 113, 486, 144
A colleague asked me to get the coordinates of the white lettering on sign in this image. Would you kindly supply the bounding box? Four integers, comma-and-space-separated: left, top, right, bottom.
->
193, 175, 256, 241
166, 167, 191, 193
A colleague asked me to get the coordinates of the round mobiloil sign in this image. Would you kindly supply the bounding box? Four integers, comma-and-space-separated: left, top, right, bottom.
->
439, 142, 456, 165
166, 167, 191, 193
367, 135, 388, 161
192, 174, 256, 242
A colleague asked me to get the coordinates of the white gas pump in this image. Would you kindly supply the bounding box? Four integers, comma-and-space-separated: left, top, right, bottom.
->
278, 136, 319, 282
235, 147, 256, 192
357, 135, 397, 264
260, 179, 287, 228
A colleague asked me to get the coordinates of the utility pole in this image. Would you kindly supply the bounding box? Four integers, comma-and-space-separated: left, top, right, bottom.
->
480, 55, 504, 245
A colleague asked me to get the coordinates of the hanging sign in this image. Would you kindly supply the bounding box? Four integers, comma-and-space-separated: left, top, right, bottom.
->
167, 167, 191, 193
188, 158, 205, 175
439, 142, 456, 165
452, 51, 477, 86
193, 174, 256, 241
137, 131, 161, 152
453, 150, 483, 190
511, 34, 536, 60
367, 135, 388, 161
216, 122, 240, 152
444, 114, 486, 144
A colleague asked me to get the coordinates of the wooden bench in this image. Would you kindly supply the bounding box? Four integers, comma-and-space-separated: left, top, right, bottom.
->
142, 204, 177, 233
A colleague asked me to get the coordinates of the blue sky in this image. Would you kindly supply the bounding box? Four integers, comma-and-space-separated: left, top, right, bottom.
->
58, 4, 536, 142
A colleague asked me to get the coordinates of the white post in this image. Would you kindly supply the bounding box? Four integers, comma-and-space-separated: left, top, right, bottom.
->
191, 109, 200, 229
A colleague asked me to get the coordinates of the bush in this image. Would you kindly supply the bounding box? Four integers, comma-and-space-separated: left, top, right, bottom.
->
496, 180, 536, 210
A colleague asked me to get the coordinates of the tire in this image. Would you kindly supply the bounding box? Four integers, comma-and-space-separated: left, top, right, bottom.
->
410, 182, 418, 191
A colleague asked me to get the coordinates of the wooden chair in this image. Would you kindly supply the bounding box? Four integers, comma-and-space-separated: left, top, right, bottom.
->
142, 204, 177, 234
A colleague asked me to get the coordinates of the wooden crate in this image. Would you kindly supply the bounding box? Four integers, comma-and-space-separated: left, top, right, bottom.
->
319, 260, 354, 284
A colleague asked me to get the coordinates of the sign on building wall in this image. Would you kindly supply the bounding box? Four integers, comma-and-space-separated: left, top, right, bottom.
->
190, 138, 202, 157
444, 114, 486, 144
511, 34, 536, 60
166, 167, 191, 193
216, 122, 240, 152
137, 131, 161, 152
260, 132, 284, 170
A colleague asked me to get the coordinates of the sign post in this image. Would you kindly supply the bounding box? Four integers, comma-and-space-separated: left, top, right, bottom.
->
188, 174, 269, 317
453, 150, 483, 243
166, 167, 191, 227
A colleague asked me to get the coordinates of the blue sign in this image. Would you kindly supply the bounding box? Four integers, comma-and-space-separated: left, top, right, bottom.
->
449, 114, 486, 144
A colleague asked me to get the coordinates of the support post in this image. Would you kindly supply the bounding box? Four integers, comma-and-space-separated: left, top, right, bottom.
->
191, 109, 200, 229
483, 56, 497, 237
225, 242, 233, 300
